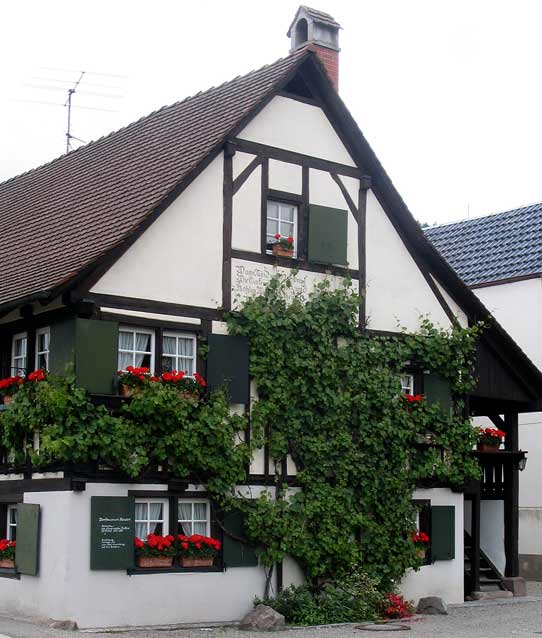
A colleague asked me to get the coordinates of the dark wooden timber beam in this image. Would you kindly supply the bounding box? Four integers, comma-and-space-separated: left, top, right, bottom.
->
232, 156, 263, 195
330, 173, 358, 221
503, 412, 520, 577
229, 138, 363, 179
358, 175, 371, 331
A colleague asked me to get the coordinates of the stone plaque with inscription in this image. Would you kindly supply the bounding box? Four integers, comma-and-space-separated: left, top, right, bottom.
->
90, 496, 135, 570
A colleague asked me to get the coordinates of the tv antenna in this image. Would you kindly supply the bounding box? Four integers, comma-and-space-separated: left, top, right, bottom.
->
65, 71, 86, 153
13, 68, 126, 154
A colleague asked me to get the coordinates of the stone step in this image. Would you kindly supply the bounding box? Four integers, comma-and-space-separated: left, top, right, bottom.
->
471, 590, 513, 600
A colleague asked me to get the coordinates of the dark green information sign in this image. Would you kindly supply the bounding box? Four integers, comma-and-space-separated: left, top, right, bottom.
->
90, 496, 135, 570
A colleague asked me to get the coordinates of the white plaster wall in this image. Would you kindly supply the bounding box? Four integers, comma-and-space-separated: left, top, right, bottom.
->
91, 155, 224, 309
233, 151, 256, 179
232, 165, 262, 253
309, 169, 359, 270
0, 483, 268, 629
400, 488, 464, 605
282, 555, 305, 588
474, 278, 542, 370
431, 276, 469, 328
365, 190, 453, 333
269, 159, 302, 194
238, 96, 356, 167
480, 500, 505, 574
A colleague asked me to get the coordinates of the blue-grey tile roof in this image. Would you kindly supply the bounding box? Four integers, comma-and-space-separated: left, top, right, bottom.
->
424, 202, 542, 285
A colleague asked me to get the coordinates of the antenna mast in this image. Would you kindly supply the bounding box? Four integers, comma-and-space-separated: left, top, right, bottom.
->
65, 71, 86, 153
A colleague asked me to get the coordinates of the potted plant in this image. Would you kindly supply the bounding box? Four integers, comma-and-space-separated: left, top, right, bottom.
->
161, 370, 207, 399
0, 376, 24, 405
177, 533, 221, 567
412, 531, 430, 560
0, 539, 16, 569
401, 393, 424, 407
134, 534, 175, 568
271, 233, 294, 258
117, 366, 151, 397
477, 427, 506, 452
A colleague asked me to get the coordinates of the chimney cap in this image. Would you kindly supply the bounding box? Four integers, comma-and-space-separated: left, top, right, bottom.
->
286, 6, 341, 37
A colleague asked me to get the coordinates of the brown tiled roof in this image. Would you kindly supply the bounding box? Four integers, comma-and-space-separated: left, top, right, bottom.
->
0, 49, 308, 309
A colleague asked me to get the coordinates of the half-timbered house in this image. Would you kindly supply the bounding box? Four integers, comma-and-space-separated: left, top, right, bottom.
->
0, 6, 540, 628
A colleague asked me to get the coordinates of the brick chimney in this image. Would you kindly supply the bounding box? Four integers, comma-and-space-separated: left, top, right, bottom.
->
287, 6, 341, 91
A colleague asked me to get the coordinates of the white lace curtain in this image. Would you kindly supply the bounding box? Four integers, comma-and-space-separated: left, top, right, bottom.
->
135, 502, 163, 539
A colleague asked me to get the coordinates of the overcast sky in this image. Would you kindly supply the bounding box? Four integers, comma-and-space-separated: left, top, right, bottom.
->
1, 0, 541, 225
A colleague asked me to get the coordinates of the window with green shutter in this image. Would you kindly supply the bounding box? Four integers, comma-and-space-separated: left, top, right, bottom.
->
207, 335, 249, 404
15, 503, 40, 575
222, 508, 258, 568
308, 205, 348, 266
431, 505, 455, 561
50, 318, 119, 395
424, 373, 452, 412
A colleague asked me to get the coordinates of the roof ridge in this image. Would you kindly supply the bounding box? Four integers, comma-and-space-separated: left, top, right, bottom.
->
0, 50, 306, 189
427, 200, 542, 231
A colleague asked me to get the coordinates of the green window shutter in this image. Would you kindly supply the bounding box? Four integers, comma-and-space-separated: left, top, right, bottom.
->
90, 496, 135, 570
75, 319, 119, 395
207, 335, 249, 404
15, 503, 40, 575
49, 319, 77, 377
222, 508, 258, 568
308, 205, 348, 266
424, 373, 452, 412
431, 505, 455, 561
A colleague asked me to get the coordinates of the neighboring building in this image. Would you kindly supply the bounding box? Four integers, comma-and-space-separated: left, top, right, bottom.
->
426, 202, 542, 580
0, 6, 541, 629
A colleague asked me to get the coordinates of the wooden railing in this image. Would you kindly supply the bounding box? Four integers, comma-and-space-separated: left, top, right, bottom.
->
473, 451, 526, 499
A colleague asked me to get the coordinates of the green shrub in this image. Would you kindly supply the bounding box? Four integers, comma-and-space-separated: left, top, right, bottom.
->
256, 567, 386, 625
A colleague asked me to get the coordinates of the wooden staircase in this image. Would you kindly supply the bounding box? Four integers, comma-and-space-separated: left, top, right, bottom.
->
464, 531, 505, 596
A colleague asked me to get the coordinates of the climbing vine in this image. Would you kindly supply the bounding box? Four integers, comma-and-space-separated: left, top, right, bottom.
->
227, 274, 481, 589
0, 273, 482, 592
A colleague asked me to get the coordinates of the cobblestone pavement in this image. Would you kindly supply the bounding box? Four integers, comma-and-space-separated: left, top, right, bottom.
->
1, 584, 542, 638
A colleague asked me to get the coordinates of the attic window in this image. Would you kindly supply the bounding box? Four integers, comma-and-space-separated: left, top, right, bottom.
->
295, 18, 308, 47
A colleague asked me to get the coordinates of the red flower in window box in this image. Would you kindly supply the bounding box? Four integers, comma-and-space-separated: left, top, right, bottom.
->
0, 539, 16, 569
117, 366, 151, 396
134, 534, 175, 568
477, 427, 506, 452
177, 533, 221, 567
401, 393, 424, 405
271, 234, 294, 258
0, 376, 24, 404
161, 370, 206, 399
412, 530, 430, 560
27, 369, 47, 383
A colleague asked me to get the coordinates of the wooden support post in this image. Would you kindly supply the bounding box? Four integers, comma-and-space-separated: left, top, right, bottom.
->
503, 412, 519, 577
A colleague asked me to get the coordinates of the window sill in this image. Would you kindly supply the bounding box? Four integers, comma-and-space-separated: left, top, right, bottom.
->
0, 568, 20, 579
127, 566, 223, 576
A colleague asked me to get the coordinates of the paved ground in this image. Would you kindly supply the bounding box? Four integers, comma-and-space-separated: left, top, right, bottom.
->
1, 584, 542, 638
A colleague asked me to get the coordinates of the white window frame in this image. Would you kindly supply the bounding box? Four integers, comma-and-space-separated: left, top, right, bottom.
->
177, 498, 210, 536
134, 498, 169, 539
11, 332, 27, 377
266, 200, 298, 257
162, 332, 197, 377
35, 327, 50, 370
400, 374, 414, 395
6, 505, 17, 541
118, 326, 155, 373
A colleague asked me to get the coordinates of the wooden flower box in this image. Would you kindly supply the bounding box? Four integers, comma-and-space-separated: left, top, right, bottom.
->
137, 555, 174, 568
0, 558, 15, 569
180, 556, 214, 568
477, 443, 501, 453
272, 244, 294, 258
